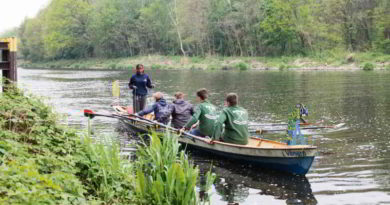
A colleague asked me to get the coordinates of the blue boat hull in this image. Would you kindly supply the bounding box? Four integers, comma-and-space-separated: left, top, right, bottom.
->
185, 143, 314, 175
118, 118, 316, 175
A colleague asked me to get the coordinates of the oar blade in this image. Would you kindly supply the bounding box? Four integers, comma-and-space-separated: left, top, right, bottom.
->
112, 80, 120, 98
83, 109, 95, 118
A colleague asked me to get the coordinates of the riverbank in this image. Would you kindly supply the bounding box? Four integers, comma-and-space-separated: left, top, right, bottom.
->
0, 85, 213, 204
20, 51, 390, 71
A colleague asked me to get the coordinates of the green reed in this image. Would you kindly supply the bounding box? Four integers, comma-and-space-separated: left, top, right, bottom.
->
134, 131, 215, 205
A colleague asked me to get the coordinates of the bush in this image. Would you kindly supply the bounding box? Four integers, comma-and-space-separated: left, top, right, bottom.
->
362, 62, 375, 71
73, 64, 80, 69
151, 64, 162, 70
208, 65, 218, 70
0, 85, 134, 204
279, 64, 287, 70
236, 62, 249, 71
377, 39, 390, 54
109, 63, 117, 69
191, 57, 203, 63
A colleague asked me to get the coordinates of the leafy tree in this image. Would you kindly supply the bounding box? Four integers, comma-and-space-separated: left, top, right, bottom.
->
43, 0, 92, 59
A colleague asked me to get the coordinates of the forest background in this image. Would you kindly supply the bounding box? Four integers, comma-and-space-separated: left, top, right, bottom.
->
1, 0, 390, 70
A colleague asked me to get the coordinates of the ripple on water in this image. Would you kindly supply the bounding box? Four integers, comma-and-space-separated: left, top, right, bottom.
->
18, 68, 390, 205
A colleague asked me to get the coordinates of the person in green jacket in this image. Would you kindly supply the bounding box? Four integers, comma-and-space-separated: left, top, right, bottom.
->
180, 88, 218, 137
212, 93, 249, 145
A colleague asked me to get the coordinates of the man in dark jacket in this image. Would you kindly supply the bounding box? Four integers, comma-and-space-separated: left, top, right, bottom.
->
170, 92, 194, 129
137, 92, 171, 125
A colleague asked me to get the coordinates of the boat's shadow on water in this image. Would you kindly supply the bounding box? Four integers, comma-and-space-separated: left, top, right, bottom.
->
187, 147, 318, 205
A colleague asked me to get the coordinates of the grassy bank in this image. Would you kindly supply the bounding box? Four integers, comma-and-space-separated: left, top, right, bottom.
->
20, 51, 390, 71
0, 84, 214, 204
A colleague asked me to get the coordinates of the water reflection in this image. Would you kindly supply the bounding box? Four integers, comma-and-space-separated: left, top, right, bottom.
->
192, 150, 317, 205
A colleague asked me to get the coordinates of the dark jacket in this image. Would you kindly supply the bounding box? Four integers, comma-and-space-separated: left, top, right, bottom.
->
137, 98, 171, 124
128, 73, 153, 96
171, 99, 194, 129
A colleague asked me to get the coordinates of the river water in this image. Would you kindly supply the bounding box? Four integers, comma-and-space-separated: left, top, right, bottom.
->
18, 68, 390, 205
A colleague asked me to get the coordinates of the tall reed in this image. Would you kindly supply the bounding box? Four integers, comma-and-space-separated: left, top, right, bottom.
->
134, 131, 215, 205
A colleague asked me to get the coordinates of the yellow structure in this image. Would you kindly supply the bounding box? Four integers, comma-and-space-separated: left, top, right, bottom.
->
1, 37, 18, 91
0, 37, 17, 52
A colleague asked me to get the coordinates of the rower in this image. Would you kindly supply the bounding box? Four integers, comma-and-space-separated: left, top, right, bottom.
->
170, 92, 194, 129
211, 93, 249, 145
136, 92, 171, 125
180, 88, 217, 137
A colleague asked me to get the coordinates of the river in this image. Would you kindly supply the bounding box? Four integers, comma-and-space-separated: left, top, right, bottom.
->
18, 68, 390, 205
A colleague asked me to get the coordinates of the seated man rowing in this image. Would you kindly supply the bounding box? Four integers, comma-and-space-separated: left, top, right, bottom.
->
180, 88, 218, 137
136, 92, 171, 125
212, 93, 249, 145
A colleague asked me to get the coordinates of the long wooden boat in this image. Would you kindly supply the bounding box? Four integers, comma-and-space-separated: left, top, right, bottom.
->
112, 105, 317, 175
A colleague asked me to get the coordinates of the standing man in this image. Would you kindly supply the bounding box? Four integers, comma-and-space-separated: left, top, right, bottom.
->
129, 64, 154, 113
212, 93, 249, 145
181, 88, 218, 137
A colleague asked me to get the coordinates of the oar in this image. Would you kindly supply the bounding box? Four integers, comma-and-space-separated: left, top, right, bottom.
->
127, 113, 213, 144
84, 109, 134, 121
84, 109, 212, 144
250, 125, 342, 134
248, 122, 323, 127
112, 80, 120, 98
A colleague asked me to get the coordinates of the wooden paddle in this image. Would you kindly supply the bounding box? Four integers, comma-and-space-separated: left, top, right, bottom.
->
84, 109, 134, 121
248, 122, 323, 127
126, 113, 214, 144
249, 124, 344, 134
83, 109, 212, 144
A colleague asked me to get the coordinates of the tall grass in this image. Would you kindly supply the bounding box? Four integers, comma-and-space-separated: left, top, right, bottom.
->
134, 132, 215, 205
77, 135, 134, 203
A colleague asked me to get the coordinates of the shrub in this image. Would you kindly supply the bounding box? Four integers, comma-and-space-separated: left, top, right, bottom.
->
208, 65, 218, 70
279, 64, 287, 70
362, 62, 375, 71
109, 63, 117, 69
191, 57, 203, 63
151, 64, 162, 70
377, 39, 390, 54
0, 85, 134, 204
236, 62, 249, 71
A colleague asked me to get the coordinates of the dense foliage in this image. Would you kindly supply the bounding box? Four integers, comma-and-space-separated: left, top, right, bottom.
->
0, 84, 214, 204
14, 0, 390, 61
0, 85, 134, 204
